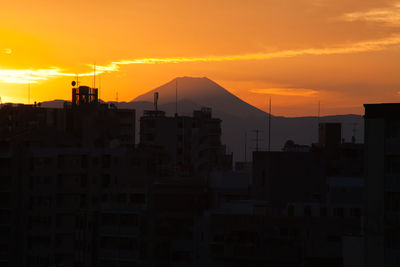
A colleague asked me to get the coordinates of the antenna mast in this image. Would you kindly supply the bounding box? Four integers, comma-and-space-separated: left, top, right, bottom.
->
98, 75, 101, 101
252, 129, 263, 152
154, 92, 159, 111
93, 63, 96, 89
28, 80, 30, 105
268, 97, 272, 152
175, 79, 178, 116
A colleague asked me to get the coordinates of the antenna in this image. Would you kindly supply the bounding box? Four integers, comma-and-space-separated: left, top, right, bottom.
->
98, 75, 101, 101
175, 79, 178, 116
154, 92, 159, 111
252, 129, 264, 152
268, 97, 272, 152
28, 80, 30, 105
318, 101, 320, 123
75, 74, 80, 88
93, 63, 96, 89
116, 90, 119, 107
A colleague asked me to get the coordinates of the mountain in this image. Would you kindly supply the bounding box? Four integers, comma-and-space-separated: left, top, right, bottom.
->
133, 77, 266, 118
39, 77, 364, 162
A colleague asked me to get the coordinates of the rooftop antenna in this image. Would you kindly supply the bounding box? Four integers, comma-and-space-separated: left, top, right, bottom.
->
116, 90, 119, 108
93, 63, 96, 89
75, 74, 80, 87
175, 79, 178, 116
28, 80, 30, 105
268, 97, 272, 152
252, 129, 264, 152
98, 74, 101, 101
318, 101, 320, 123
154, 92, 159, 111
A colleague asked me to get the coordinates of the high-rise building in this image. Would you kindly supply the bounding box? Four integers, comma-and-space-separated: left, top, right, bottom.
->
364, 103, 400, 266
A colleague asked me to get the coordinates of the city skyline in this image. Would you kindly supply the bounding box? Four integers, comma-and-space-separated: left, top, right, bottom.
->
1, 0, 400, 116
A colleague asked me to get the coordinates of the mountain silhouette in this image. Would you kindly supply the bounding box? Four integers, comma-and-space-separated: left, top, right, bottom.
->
40, 77, 364, 162
133, 77, 266, 118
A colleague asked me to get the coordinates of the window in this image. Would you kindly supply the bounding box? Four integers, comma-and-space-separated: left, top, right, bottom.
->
333, 207, 344, 217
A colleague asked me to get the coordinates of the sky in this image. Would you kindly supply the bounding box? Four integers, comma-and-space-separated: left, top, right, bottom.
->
1, 0, 400, 116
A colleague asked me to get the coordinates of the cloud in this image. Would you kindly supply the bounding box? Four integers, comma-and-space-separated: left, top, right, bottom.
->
2, 34, 400, 84
0, 68, 93, 84
343, 3, 400, 26
3, 48, 12, 55
250, 88, 318, 97
92, 34, 400, 72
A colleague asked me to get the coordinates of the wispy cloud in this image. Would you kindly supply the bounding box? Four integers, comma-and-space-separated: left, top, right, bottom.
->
3, 48, 12, 55
92, 34, 400, 72
250, 88, 318, 97
0, 68, 93, 84
2, 34, 400, 84
343, 3, 400, 26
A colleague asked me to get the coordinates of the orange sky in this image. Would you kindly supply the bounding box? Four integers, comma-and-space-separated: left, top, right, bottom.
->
1, 0, 400, 116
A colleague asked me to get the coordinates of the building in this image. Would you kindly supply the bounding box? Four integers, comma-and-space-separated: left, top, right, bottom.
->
252, 151, 326, 209
140, 107, 232, 177
0, 85, 136, 148
0, 84, 140, 267
364, 103, 400, 266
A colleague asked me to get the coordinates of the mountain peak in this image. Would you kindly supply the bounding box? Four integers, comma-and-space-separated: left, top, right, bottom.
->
132, 76, 266, 118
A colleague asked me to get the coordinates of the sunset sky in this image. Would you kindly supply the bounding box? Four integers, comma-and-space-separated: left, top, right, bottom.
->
1, 0, 400, 116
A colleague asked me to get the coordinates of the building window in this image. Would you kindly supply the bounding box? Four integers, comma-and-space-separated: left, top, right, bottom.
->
333, 207, 344, 217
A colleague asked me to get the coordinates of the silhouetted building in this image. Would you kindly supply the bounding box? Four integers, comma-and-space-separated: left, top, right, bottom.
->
252, 151, 326, 209
318, 123, 342, 153
140, 107, 232, 177
0, 85, 136, 148
364, 103, 400, 266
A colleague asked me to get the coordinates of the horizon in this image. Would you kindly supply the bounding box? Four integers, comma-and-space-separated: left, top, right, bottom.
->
0, 75, 388, 118
1, 0, 400, 116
